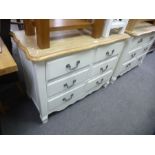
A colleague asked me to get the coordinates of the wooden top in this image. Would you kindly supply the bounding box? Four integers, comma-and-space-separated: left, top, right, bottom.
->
126, 22, 155, 36
50, 19, 92, 31
0, 38, 17, 76
11, 30, 130, 62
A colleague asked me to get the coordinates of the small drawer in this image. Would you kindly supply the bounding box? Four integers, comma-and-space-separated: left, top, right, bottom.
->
120, 58, 137, 75
95, 41, 124, 63
86, 70, 112, 93
47, 84, 85, 113
46, 49, 94, 81
47, 68, 89, 97
91, 56, 118, 77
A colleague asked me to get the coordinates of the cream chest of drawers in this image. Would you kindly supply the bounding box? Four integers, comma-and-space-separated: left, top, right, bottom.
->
112, 32, 155, 82
12, 30, 127, 123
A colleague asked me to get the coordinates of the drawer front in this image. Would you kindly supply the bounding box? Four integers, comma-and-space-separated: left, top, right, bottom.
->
46, 49, 94, 81
95, 41, 124, 63
86, 70, 112, 93
136, 53, 146, 65
47, 68, 89, 97
120, 58, 137, 75
91, 56, 118, 77
129, 34, 155, 51
47, 84, 85, 113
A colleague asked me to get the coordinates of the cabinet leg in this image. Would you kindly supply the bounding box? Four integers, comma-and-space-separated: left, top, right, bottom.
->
40, 115, 48, 124
111, 76, 117, 84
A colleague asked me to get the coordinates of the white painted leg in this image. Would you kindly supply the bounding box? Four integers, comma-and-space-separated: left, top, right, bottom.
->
40, 115, 48, 124
111, 76, 117, 84
103, 81, 109, 88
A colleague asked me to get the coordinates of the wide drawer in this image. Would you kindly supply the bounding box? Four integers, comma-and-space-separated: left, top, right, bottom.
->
46, 49, 94, 81
47, 68, 89, 97
94, 41, 124, 63
47, 84, 85, 113
86, 70, 112, 93
91, 56, 118, 77
129, 34, 155, 51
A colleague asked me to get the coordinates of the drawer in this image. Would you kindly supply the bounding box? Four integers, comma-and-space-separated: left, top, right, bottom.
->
91, 56, 118, 77
47, 68, 89, 97
95, 41, 124, 63
120, 58, 138, 75
47, 84, 85, 113
136, 53, 146, 65
46, 49, 94, 81
86, 70, 112, 93
129, 34, 155, 51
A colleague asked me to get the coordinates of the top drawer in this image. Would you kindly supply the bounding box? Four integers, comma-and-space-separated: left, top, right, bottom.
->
46, 49, 94, 81
94, 41, 124, 63
129, 33, 155, 50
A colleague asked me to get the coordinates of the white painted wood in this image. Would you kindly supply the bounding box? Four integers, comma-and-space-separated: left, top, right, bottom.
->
102, 19, 129, 38
95, 41, 124, 63
91, 56, 118, 77
46, 49, 94, 81
112, 33, 155, 81
86, 70, 112, 94
13, 40, 125, 123
47, 68, 89, 97
47, 84, 85, 114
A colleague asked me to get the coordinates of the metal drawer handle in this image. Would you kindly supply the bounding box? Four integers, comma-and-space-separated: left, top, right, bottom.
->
96, 78, 104, 85
126, 63, 131, 68
138, 38, 143, 43
106, 49, 115, 56
64, 80, 76, 89
150, 36, 154, 40
100, 65, 108, 73
144, 47, 148, 51
131, 53, 136, 58
63, 94, 74, 102
66, 60, 80, 71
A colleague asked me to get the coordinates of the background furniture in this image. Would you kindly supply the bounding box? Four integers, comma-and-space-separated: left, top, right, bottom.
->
23, 19, 105, 49
112, 22, 155, 82
102, 19, 129, 37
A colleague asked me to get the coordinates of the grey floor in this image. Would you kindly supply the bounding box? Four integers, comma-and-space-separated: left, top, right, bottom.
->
1, 51, 155, 135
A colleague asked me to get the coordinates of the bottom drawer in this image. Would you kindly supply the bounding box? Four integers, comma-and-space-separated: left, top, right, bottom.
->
86, 70, 112, 94
47, 84, 85, 113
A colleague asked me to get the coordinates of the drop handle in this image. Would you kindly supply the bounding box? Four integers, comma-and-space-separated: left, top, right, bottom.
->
96, 78, 104, 85
66, 60, 80, 71
126, 63, 131, 68
100, 65, 108, 73
138, 38, 143, 43
64, 80, 76, 89
131, 53, 136, 58
63, 94, 74, 102
106, 49, 115, 56
144, 47, 148, 51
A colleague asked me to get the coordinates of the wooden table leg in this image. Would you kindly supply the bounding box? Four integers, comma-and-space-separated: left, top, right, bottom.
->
35, 19, 50, 49
23, 19, 35, 36
92, 19, 104, 38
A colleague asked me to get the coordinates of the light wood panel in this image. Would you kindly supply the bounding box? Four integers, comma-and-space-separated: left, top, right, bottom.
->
0, 38, 17, 76
11, 30, 130, 62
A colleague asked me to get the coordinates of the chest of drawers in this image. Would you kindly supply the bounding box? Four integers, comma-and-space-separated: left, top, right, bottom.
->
14, 39, 125, 123
112, 32, 155, 82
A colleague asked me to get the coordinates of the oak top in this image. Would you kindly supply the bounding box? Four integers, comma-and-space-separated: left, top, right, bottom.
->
126, 22, 155, 36
12, 30, 130, 62
0, 37, 17, 76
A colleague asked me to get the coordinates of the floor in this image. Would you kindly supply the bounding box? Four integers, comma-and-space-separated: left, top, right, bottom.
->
1, 51, 155, 135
